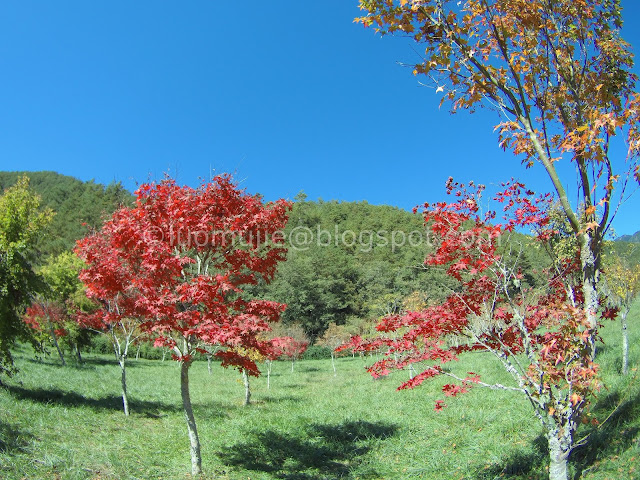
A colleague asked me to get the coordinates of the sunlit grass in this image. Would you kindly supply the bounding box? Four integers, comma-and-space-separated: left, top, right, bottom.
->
0, 301, 638, 479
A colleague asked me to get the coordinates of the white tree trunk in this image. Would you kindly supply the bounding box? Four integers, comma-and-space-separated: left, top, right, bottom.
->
547, 434, 570, 480
242, 369, 251, 406
331, 352, 336, 377
622, 310, 629, 375
119, 358, 129, 416
180, 361, 202, 475
48, 320, 66, 366
579, 233, 600, 358
267, 361, 272, 389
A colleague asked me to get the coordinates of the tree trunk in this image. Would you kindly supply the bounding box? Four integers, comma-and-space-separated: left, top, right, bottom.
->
267, 360, 272, 390
119, 358, 129, 416
579, 232, 600, 358
207, 354, 212, 375
622, 310, 629, 375
331, 352, 336, 377
75, 343, 83, 364
180, 360, 202, 476
291, 360, 295, 373
547, 434, 571, 480
242, 369, 251, 406
48, 320, 66, 366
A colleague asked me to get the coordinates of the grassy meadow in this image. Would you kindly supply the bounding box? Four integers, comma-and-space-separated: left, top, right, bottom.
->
1, 303, 639, 480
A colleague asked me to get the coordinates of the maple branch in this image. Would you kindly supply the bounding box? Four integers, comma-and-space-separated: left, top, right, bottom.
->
441, 370, 524, 393
482, 0, 532, 121
472, 333, 531, 390
520, 117, 581, 232
600, 153, 614, 231
500, 281, 539, 369
419, 4, 520, 116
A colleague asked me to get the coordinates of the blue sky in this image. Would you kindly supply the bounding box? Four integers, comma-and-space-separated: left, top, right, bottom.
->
1, 1, 639, 235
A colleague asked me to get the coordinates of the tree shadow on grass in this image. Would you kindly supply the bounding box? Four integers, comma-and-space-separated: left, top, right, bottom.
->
25, 355, 145, 369
4, 384, 181, 417
571, 389, 640, 478
260, 395, 303, 404
470, 389, 640, 479
0, 421, 33, 455
299, 366, 321, 373
470, 434, 548, 480
218, 420, 397, 479
192, 402, 238, 421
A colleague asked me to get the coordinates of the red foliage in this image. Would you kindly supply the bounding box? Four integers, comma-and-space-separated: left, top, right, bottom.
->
342, 179, 604, 420
24, 302, 68, 337
270, 336, 309, 361
76, 175, 291, 374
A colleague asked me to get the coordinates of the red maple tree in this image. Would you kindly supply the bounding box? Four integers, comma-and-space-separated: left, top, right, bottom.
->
76, 206, 159, 417
76, 175, 290, 475
340, 179, 613, 478
271, 336, 309, 372
24, 301, 68, 365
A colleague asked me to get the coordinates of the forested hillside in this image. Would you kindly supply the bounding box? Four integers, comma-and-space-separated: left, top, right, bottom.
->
254, 194, 558, 340
255, 195, 447, 340
618, 230, 640, 243
0, 171, 133, 258
2, 171, 636, 341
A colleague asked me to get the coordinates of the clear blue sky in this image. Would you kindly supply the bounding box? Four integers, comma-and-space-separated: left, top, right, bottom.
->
1, 1, 639, 235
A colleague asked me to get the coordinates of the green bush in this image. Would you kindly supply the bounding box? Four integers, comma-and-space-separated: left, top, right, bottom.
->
87, 335, 113, 355
302, 345, 332, 360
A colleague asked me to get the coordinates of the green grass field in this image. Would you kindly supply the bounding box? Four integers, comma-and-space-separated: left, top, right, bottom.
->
1, 304, 639, 480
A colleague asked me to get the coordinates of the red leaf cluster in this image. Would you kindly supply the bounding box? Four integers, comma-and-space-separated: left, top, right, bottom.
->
24, 302, 68, 337
342, 179, 603, 414
75, 175, 291, 374
269, 336, 309, 361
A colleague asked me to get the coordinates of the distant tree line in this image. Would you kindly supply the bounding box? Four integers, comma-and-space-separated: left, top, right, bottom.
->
1, 171, 638, 356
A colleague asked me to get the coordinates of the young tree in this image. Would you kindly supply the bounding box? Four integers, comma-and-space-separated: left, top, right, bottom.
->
24, 301, 68, 365
0, 176, 54, 378
340, 180, 615, 480
272, 336, 309, 373
263, 339, 279, 390
604, 256, 640, 375
317, 322, 353, 376
355, 0, 639, 358
229, 346, 267, 405
76, 212, 152, 417
77, 175, 290, 475
25, 252, 91, 365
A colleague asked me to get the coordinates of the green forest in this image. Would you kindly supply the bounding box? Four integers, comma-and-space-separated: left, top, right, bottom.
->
6, 170, 638, 346
2, 170, 639, 345
0, 171, 133, 258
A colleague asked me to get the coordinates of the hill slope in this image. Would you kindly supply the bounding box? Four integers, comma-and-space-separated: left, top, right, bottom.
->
0, 172, 595, 341
617, 230, 640, 243
0, 171, 133, 258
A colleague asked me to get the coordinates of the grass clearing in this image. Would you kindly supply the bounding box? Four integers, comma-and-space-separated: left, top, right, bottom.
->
1, 302, 639, 479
